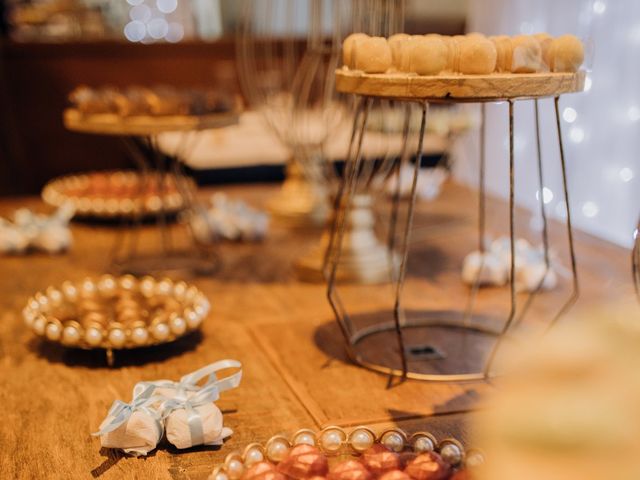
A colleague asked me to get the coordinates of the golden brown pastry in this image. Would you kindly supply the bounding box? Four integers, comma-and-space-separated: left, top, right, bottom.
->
458, 34, 497, 74
352, 36, 392, 73
549, 34, 585, 72
388, 33, 410, 70
342, 33, 369, 69
534, 33, 553, 71
407, 35, 449, 75
511, 35, 543, 73
490, 35, 513, 73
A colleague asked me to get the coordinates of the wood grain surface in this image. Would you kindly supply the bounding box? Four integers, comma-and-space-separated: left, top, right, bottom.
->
0, 182, 634, 479
335, 69, 586, 101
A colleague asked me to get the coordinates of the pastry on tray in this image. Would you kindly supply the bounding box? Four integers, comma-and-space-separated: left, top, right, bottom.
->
341, 32, 584, 76
68, 84, 234, 117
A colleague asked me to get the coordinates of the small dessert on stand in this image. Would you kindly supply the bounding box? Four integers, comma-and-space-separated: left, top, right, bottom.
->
63, 85, 240, 276
327, 31, 585, 381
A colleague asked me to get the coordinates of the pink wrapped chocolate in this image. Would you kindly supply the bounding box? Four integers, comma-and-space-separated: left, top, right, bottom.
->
328, 460, 372, 480
277, 445, 329, 479
361, 444, 401, 475
379, 470, 412, 480
243, 462, 285, 480
404, 453, 450, 480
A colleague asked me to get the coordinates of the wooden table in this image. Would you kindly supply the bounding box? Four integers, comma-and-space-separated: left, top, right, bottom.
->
0, 182, 634, 479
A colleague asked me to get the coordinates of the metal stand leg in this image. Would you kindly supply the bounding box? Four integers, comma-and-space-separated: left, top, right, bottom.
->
327, 97, 372, 346
485, 100, 517, 378
549, 96, 579, 330
392, 101, 429, 378
387, 104, 412, 285
463, 103, 487, 326
513, 99, 552, 327
322, 97, 365, 279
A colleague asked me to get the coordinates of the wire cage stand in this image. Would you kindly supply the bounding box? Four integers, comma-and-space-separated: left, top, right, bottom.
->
327, 74, 583, 381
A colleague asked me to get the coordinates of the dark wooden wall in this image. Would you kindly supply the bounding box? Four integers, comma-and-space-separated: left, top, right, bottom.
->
1, 39, 240, 196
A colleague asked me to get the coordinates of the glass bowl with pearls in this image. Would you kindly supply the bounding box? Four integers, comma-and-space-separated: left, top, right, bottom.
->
208, 426, 483, 480
22, 274, 210, 365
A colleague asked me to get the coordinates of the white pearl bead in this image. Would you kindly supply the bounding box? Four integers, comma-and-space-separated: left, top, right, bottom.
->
152, 323, 170, 341
81, 279, 96, 296
440, 443, 462, 466
244, 447, 264, 466
62, 282, 78, 301
320, 429, 344, 453
33, 316, 46, 335
108, 329, 126, 347
46, 288, 63, 307
36, 295, 50, 312
349, 429, 374, 452
413, 436, 435, 453
131, 327, 148, 345
28, 298, 40, 312
185, 286, 198, 301
214, 472, 228, 480
155, 279, 172, 296
98, 275, 117, 296
382, 432, 404, 452
62, 326, 80, 345
45, 323, 61, 341
266, 438, 289, 462
170, 316, 186, 335
140, 277, 156, 297
293, 432, 316, 446
119, 275, 136, 291
85, 327, 103, 346
173, 282, 187, 300
23, 307, 35, 326
226, 459, 244, 480
185, 309, 202, 329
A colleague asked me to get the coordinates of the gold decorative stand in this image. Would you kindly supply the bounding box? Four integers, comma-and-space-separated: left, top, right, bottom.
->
327, 70, 585, 381
64, 108, 239, 276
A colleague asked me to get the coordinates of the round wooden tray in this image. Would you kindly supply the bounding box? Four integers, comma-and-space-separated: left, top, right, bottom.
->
63, 107, 240, 136
335, 69, 586, 102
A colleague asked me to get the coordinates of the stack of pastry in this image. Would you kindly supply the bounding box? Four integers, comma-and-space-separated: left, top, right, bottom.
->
69, 85, 233, 117
342, 32, 584, 76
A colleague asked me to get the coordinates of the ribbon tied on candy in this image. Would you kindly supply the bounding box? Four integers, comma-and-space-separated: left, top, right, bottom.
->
93, 360, 242, 456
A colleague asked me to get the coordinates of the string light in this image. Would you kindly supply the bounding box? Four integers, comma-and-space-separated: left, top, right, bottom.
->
593, 1, 606, 14
535, 187, 554, 204
569, 126, 585, 143
563, 107, 578, 123
619, 167, 634, 182
124, 21, 146, 42
157, 0, 178, 14
582, 201, 599, 218
147, 18, 169, 39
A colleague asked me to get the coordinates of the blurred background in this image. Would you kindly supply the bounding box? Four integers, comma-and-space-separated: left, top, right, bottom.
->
0, 0, 638, 248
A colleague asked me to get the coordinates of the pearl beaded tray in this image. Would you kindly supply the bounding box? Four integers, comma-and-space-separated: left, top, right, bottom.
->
63, 107, 239, 136
335, 69, 586, 101
42, 171, 194, 220
22, 275, 210, 364
210, 426, 483, 480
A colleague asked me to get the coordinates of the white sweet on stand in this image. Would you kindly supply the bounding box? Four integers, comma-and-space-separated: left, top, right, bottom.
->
461, 237, 559, 293
0, 203, 74, 254
188, 193, 270, 243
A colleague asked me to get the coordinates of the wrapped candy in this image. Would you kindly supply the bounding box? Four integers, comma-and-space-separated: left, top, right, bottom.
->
94, 360, 242, 455
93, 385, 165, 456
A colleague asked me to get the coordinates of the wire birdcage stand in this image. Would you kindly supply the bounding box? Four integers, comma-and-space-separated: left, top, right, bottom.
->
327, 76, 582, 381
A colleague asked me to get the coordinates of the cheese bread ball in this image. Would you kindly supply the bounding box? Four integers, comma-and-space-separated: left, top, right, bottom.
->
407, 35, 448, 75
342, 33, 369, 68
534, 33, 553, 71
353, 36, 392, 73
511, 35, 543, 73
490, 35, 513, 72
549, 34, 585, 72
388, 33, 410, 70
458, 34, 497, 74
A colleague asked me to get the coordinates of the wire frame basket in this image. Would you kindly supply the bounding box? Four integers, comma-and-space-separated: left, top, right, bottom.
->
326, 69, 584, 381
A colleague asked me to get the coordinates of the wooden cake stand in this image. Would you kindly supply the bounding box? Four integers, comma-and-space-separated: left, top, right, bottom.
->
64, 107, 240, 276
328, 70, 585, 381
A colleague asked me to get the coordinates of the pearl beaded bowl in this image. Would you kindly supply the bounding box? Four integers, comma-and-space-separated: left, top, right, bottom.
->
42, 170, 194, 219
209, 426, 483, 480
22, 275, 210, 362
